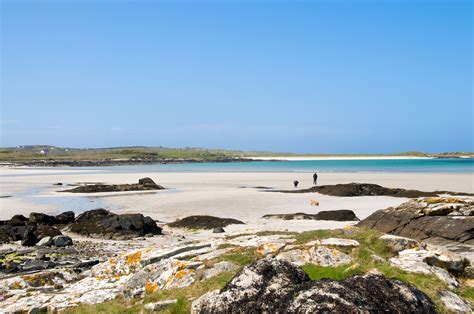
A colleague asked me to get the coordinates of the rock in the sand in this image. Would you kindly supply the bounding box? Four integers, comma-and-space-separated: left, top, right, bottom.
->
358, 198, 474, 243
144, 300, 178, 312
262, 210, 359, 221
61, 178, 164, 193
55, 211, 75, 224
168, 215, 244, 229
52, 235, 73, 247
213, 227, 225, 233
29, 213, 58, 225
315, 210, 360, 221
262, 213, 320, 220
277, 182, 441, 198
37, 236, 53, 247
438, 291, 472, 313
192, 257, 436, 313
70, 209, 162, 239
379, 234, 426, 253
138, 177, 159, 187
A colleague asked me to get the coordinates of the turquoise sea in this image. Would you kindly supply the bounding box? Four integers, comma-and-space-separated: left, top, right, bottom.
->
107, 158, 474, 173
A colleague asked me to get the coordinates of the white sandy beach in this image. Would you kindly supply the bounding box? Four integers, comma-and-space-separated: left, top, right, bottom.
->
1, 167, 473, 233
245, 156, 432, 160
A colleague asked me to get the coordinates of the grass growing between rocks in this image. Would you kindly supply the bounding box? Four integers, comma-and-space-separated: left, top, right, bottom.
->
67, 272, 236, 314
214, 247, 260, 266
66, 227, 467, 313
302, 264, 366, 281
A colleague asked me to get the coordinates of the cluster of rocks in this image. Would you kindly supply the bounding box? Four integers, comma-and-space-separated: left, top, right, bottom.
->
357, 197, 474, 243
381, 233, 472, 284
192, 256, 436, 313
69, 208, 162, 240
60, 177, 164, 193
0, 209, 163, 277
1, 226, 472, 312
263, 209, 359, 221
0, 212, 74, 247
277, 182, 473, 198
0, 208, 162, 249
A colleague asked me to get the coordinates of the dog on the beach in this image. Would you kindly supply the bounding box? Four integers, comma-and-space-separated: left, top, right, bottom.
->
310, 199, 319, 206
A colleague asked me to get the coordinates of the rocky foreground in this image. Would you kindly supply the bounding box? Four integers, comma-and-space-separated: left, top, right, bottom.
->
357, 197, 474, 244
0, 197, 472, 313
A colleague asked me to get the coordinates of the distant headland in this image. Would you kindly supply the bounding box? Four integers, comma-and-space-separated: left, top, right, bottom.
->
0, 145, 472, 167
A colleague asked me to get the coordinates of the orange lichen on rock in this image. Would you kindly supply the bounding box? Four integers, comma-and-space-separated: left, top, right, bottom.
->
174, 269, 190, 280
11, 281, 23, 289
145, 281, 158, 294
126, 251, 142, 265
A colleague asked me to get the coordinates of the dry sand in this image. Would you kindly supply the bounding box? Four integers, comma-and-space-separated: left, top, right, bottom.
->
1, 167, 473, 233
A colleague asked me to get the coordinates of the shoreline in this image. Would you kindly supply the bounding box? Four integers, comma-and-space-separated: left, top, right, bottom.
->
1, 169, 472, 221
1, 155, 472, 168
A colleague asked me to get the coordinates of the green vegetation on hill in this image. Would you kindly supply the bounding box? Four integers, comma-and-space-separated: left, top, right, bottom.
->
0, 145, 472, 164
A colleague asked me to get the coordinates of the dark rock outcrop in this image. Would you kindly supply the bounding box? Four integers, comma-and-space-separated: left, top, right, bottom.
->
60, 178, 164, 193
34, 225, 62, 239
357, 198, 474, 243
192, 257, 436, 313
75, 208, 115, 222
21, 227, 38, 246
29, 213, 58, 225
55, 211, 75, 224
168, 215, 244, 229
275, 182, 471, 198
69, 209, 162, 239
315, 209, 360, 221
7, 215, 29, 226
263, 210, 359, 221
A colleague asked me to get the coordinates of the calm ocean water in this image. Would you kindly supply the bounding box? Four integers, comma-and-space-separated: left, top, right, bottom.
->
107, 158, 474, 173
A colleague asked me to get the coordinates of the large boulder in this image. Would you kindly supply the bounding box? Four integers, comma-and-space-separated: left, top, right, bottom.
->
138, 177, 159, 187
29, 213, 58, 225
358, 198, 474, 243
75, 208, 116, 222
52, 235, 73, 247
315, 210, 360, 221
192, 257, 436, 313
21, 227, 38, 246
7, 215, 29, 226
55, 211, 75, 224
34, 225, 62, 240
70, 209, 162, 239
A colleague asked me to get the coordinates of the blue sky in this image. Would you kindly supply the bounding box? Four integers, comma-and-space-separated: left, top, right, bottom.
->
1, 0, 472, 153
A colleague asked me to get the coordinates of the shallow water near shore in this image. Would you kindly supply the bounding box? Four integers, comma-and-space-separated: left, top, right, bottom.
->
85, 158, 474, 173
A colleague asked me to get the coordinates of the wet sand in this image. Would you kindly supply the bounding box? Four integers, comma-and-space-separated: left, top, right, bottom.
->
0, 168, 472, 233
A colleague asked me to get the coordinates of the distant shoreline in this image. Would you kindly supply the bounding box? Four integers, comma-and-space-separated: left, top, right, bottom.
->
244, 156, 434, 161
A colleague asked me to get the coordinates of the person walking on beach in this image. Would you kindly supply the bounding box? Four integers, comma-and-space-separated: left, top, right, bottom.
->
294, 180, 299, 188
313, 172, 318, 185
